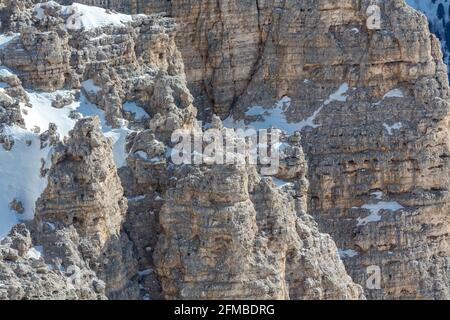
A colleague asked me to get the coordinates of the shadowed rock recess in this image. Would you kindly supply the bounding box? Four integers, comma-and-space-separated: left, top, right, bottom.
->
0, 0, 448, 300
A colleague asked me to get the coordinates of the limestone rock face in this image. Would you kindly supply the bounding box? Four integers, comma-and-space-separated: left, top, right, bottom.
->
36, 117, 125, 244
229, 2, 449, 300
0, 224, 103, 300
1, 1, 194, 127
133, 0, 443, 115
117, 85, 201, 299
1, 0, 449, 301
60, 0, 445, 114
406, 0, 450, 68
0, 62, 27, 127
55, 0, 273, 116
117, 101, 363, 299
0, 1, 201, 300
133, 0, 450, 299
0, 0, 34, 32
153, 125, 364, 300
1, 28, 71, 91
34, 117, 139, 299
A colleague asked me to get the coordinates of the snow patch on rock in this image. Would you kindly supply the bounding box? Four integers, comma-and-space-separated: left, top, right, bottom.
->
123, 102, 150, 120
383, 122, 403, 135
34, 2, 133, 31
224, 84, 349, 134
0, 34, 19, 49
357, 201, 404, 226
338, 249, 359, 259
82, 80, 102, 94
383, 89, 404, 99
0, 126, 52, 238
26, 246, 44, 260
1, 81, 133, 238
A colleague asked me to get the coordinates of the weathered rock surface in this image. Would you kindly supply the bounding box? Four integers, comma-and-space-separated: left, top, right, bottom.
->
129, 0, 450, 299
0, 1, 201, 300
117, 60, 363, 299
1, 28, 71, 91
224, 1, 450, 300
154, 125, 363, 300
1, 0, 448, 301
34, 116, 139, 299
0, 0, 34, 33
406, 0, 450, 68
1, 1, 194, 127
0, 224, 104, 300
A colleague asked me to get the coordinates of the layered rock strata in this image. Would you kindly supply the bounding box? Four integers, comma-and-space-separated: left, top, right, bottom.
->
225, 1, 450, 300
34, 117, 139, 299
1, 1, 194, 128
154, 159, 364, 300
1, 0, 448, 300
133, 0, 450, 299
0, 224, 104, 300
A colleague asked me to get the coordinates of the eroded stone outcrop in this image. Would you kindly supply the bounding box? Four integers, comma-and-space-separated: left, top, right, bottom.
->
34, 117, 139, 299
134, 0, 450, 299
118, 81, 364, 299
0, 0, 34, 33
0, 224, 103, 300
227, 1, 450, 299
0, 1, 193, 127
154, 131, 364, 300
1, 0, 448, 300
1, 28, 71, 91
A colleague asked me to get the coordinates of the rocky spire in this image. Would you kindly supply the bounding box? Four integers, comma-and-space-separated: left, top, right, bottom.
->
34, 117, 139, 299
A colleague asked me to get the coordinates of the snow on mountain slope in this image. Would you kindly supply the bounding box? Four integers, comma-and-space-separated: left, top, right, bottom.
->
0, 2, 164, 239
0, 78, 131, 239
34, 1, 132, 30
223, 83, 349, 134
406, 0, 450, 66
0, 126, 51, 237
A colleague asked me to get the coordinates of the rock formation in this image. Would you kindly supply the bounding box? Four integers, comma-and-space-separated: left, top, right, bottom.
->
34, 116, 139, 299
0, 0, 449, 301
0, 224, 104, 300
0, 1, 192, 127
0, 1, 365, 300
135, 0, 450, 300
239, 0, 446, 300
154, 154, 364, 300
406, 0, 450, 68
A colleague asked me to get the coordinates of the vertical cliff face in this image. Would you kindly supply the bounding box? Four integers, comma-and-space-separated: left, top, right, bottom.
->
119, 65, 364, 299
34, 116, 139, 299
36, 116, 126, 248
0, 1, 365, 300
0, 224, 104, 300
228, 1, 450, 300
1, 0, 449, 300
141, 0, 268, 117
0, 1, 192, 299
407, 0, 450, 67
133, 0, 450, 299
2, 1, 191, 126
154, 126, 364, 300
137, 0, 446, 113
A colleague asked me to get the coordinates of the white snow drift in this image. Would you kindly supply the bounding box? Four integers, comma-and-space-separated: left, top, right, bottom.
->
34, 2, 132, 31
